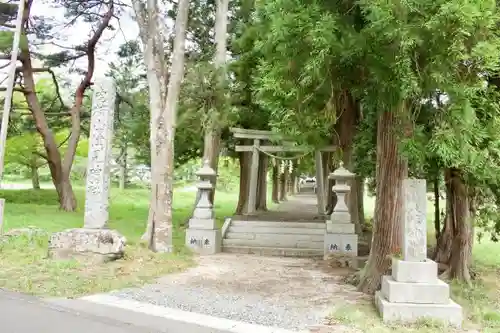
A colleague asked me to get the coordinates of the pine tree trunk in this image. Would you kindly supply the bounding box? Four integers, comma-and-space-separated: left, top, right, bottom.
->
271, 160, 279, 203
447, 168, 473, 285
358, 105, 408, 294
58, 175, 77, 211
256, 153, 268, 211
31, 164, 40, 190
235, 152, 251, 214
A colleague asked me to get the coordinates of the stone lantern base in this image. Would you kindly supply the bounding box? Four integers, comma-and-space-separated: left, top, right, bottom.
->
324, 233, 358, 257
185, 220, 221, 255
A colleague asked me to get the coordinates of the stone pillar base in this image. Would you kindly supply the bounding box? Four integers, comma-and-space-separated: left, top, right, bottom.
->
48, 228, 126, 264
186, 228, 221, 255
376, 258, 463, 327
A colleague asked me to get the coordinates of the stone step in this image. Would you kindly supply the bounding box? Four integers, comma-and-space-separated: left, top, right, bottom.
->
222, 245, 323, 258
230, 220, 326, 229
225, 232, 324, 242
227, 226, 325, 235
223, 238, 324, 249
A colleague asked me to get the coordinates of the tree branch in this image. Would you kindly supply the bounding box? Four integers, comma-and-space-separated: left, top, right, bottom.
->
16, 66, 69, 112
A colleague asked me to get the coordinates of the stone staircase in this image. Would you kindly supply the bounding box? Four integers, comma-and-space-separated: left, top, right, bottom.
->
221, 220, 325, 257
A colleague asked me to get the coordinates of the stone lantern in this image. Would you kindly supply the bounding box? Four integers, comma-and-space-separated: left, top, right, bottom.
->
192, 160, 216, 221
329, 161, 355, 224
185, 160, 221, 255
324, 162, 358, 258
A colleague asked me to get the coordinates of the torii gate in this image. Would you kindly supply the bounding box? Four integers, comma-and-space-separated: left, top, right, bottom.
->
230, 128, 335, 216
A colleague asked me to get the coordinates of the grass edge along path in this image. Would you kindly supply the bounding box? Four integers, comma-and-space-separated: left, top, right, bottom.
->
0, 187, 237, 298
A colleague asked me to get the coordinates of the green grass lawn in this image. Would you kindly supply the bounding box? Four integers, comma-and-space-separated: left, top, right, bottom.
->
0, 187, 237, 298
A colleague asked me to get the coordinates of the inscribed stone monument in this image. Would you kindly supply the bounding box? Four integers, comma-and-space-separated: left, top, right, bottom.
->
84, 79, 116, 229
375, 179, 462, 327
48, 79, 126, 263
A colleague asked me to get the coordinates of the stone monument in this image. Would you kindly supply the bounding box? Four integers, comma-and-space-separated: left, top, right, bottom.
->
375, 179, 462, 327
48, 79, 126, 263
185, 160, 221, 255
324, 163, 358, 260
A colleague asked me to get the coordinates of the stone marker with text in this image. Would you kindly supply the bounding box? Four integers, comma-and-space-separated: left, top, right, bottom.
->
48, 79, 126, 263
375, 179, 462, 327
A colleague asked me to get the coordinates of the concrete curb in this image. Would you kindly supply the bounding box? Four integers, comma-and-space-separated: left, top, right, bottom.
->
79, 294, 306, 333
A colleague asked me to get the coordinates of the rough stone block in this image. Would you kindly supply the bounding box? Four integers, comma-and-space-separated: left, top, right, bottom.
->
381, 276, 449, 304
375, 291, 463, 327
392, 258, 438, 283
324, 233, 358, 256
188, 218, 217, 230
186, 228, 221, 255
48, 228, 126, 263
326, 222, 355, 234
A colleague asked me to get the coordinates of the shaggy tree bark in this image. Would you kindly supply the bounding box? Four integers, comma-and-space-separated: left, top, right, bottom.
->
256, 153, 268, 211
133, 0, 190, 252
437, 168, 473, 284
18, 0, 113, 211
235, 151, 251, 214
271, 159, 279, 203
434, 169, 454, 265
358, 104, 408, 294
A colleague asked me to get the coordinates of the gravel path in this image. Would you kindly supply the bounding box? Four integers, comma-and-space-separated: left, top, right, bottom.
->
110, 254, 368, 331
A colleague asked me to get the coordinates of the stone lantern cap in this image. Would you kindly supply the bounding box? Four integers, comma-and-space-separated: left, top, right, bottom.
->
196, 160, 216, 177
329, 161, 355, 181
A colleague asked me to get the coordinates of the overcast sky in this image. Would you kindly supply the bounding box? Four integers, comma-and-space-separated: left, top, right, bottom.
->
1, 0, 140, 101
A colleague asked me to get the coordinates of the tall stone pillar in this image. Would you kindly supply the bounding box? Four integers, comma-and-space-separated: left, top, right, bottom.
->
376, 179, 462, 327
48, 79, 126, 263
185, 160, 222, 255
324, 162, 358, 259
84, 79, 115, 229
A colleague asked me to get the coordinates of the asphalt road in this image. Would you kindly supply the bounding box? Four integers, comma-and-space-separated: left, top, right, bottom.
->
0, 290, 155, 333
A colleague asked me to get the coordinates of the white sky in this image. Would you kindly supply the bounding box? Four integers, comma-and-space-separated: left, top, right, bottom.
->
1, 0, 140, 101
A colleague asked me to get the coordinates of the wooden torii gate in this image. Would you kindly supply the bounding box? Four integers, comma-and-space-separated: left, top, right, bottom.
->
230, 128, 335, 216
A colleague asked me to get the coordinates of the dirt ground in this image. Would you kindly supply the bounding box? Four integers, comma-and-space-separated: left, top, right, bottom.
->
155, 253, 369, 331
